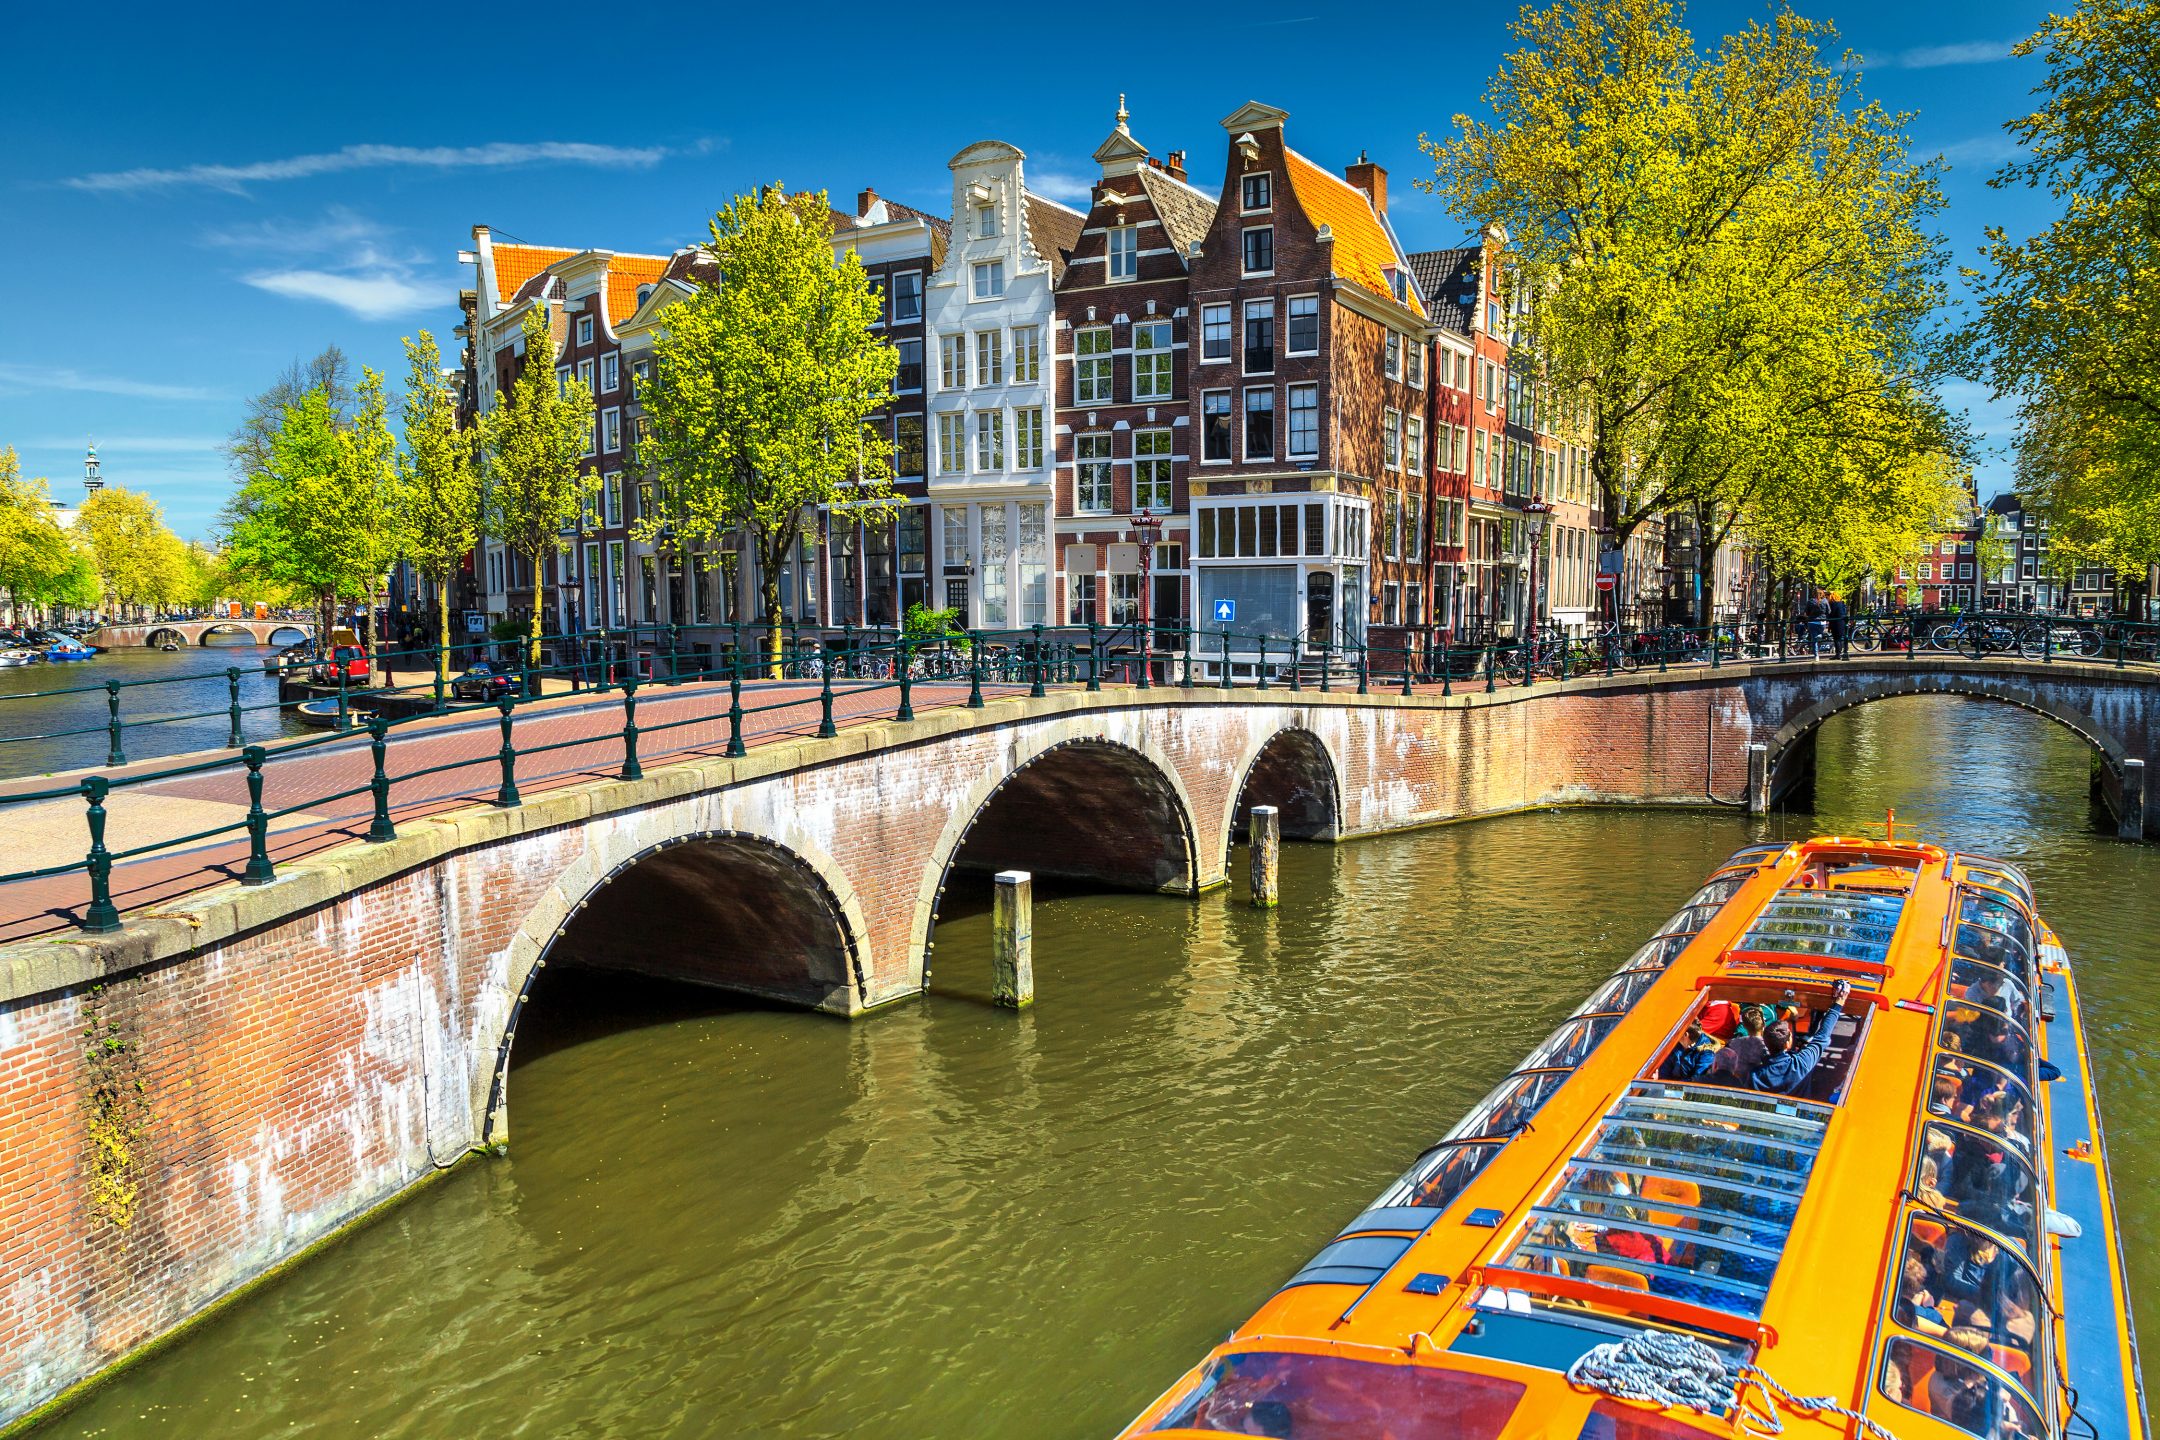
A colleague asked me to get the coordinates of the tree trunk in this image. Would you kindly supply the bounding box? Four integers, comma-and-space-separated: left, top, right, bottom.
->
762, 558, 784, 679
527, 550, 547, 687
435, 575, 453, 690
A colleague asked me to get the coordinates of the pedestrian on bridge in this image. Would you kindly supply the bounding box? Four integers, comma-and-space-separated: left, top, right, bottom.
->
1828, 592, 1851, 660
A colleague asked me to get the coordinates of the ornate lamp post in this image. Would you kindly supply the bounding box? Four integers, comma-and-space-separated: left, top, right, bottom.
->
1132, 510, 1164, 644
1522, 499, 1552, 639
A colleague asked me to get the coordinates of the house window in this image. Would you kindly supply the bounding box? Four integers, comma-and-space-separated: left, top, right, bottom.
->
976, 203, 999, 239
892, 270, 923, 322
1108, 225, 1139, 281
1385, 332, 1401, 380
976, 330, 1004, 386
972, 260, 1004, 299
936, 413, 966, 475
1408, 495, 1425, 562
1288, 384, 1319, 457
632, 357, 651, 388
1241, 173, 1272, 211
939, 334, 966, 389
1110, 571, 1141, 624
1135, 428, 1172, 512
1203, 391, 1233, 462
1383, 409, 1401, 470
1076, 434, 1113, 513
896, 338, 923, 392
576, 316, 594, 346
1133, 320, 1174, 400
1012, 325, 1041, 383
1918, 562, 1933, 580
577, 358, 594, 392
1406, 416, 1424, 472
604, 473, 624, 527
1242, 226, 1274, 275
897, 415, 926, 477
1244, 387, 1274, 459
1384, 493, 1403, 560
1014, 407, 1044, 469
1243, 299, 1275, 374
1287, 295, 1318, 355
1407, 341, 1424, 388
1075, 326, 1113, 404
1484, 361, 1499, 412
600, 353, 619, 392
602, 407, 622, 453
1069, 570, 1098, 625
975, 411, 1005, 471
1383, 583, 1400, 625
1201, 304, 1232, 362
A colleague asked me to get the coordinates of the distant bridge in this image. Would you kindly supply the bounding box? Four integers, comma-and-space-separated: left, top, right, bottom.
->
0, 652, 2151, 1427
89, 618, 314, 648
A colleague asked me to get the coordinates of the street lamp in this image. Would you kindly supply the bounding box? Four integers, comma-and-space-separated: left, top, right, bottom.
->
1133, 510, 1164, 649
1522, 499, 1552, 638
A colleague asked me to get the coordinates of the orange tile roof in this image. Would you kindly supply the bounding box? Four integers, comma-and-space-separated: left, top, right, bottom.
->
1282, 150, 1423, 316
605, 255, 671, 327
490, 243, 577, 306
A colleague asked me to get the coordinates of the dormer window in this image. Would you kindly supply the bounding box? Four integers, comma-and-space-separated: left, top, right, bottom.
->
976, 203, 999, 239
635, 283, 654, 306
1388, 269, 1409, 305
1241, 173, 1272, 212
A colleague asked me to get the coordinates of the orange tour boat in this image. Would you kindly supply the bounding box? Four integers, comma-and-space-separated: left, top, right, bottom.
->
1114, 836, 2144, 1440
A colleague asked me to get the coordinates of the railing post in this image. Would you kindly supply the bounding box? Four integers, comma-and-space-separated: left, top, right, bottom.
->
241, 746, 275, 884
1657, 632, 1669, 673
493, 698, 520, 808
817, 653, 838, 738
1219, 629, 1232, 689
1441, 642, 1453, 698
433, 643, 447, 711
1401, 639, 1415, 696
104, 680, 125, 768
619, 674, 643, 781
726, 663, 748, 757
1710, 628, 1721, 669
1557, 638, 1569, 684
668, 624, 682, 686
1485, 644, 1497, 694
1257, 633, 1271, 690
366, 718, 396, 842
1086, 620, 1101, 692
896, 638, 915, 722
1183, 626, 1195, 688
968, 631, 986, 708
80, 776, 121, 933
2115, 621, 2126, 669
1031, 623, 1048, 698
1321, 632, 1333, 693
226, 666, 244, 748
1357, 639, 1369, 695
1137, 626, 1153, 690
1289, 636, 1303, 692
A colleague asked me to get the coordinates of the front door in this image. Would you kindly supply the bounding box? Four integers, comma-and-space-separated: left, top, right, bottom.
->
1305, 570, 1334, 648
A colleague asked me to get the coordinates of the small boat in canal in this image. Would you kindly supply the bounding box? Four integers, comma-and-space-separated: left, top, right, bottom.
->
1116, 836, 2145, 1440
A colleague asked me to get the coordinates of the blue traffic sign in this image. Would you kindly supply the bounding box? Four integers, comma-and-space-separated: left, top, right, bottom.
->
1213, 599, 1235, 624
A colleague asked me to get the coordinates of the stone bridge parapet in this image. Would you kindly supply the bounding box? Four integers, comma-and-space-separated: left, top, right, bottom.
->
88, 619, 314, 649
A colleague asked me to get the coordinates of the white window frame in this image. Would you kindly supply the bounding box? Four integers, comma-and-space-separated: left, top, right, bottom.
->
1241, 225, 1274, 277
1241, 172, 1273, 212
1243, 386, 1275, 461
974, 410, 1005, 472
936, 412, 967, 476
1243, 298, 1275, 376
1287, 383, 1319, 458
1075, 434, 1113, 514
971, 259, 1005, 300
576, 315, 594, 347
1286, 295, 1319, 356
1383, 408, 1402, 470
975, 330, 1004, 387
1075, 326, 1114, 405
1201, 390, 1233, 464
1014, 407, 1045, 470
1011, 325, 1041, 384
600, 353, 619, 393
1134, 428, 1173, 513
892, 270, 923, 323
1200, 304, 1232, 364
1133, 319, 1174, 401
939, 334, 967, 391
1107, 225, 1139, 282
602, 407, 622, 453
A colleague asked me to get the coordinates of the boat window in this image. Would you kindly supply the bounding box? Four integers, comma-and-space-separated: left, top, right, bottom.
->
1280, 1233, 1414, 1291
1376, 1140, 1500, 1211
1927, 1055, 2036, 1154
1892, 1211, 2045, 1390
1379, 1143, 1498, 1212
1880, 1337, 2045, 1440
1655, 903, 1724, 939
1946, 958, 2033, 1035
1962, 862, 2034, 907
1939, 1002, 2035, 1084
1149, 1351, 1526, 1438
1524, 1015, 1621, 1072
1619, 935, 1695, 973
1720, 843, 1783, 867
1687, 875, 1750, 908
1734, 894, 1902, 965
1915, 1122, 2040, 1260
1953, 922, 2030, 979
1958, 893, 2035, 955
1494, 1083, 1827, 1321
1576, 970, 1660, 1018
1450, 1070, 1571, 1143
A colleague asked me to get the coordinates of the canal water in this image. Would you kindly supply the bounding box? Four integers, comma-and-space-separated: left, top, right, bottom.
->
40, 695, 2160, 1438
0, 639, 309, 780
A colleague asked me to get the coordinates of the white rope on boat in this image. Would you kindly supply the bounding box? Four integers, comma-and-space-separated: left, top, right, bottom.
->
1567, 1328, 1905, 1440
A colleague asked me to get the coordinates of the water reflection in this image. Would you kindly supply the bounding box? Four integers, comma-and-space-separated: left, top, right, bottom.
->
38, 694, 2157, 1440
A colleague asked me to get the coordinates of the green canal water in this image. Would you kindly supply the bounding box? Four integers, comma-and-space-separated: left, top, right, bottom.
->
42, 695, 2160, 1438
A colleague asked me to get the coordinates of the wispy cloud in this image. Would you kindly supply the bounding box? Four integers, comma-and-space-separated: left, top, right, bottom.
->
1872, 37, 2021, 69
1253, 13, 1316, 24
0, 364, 218, 402
65, 140, 677, 195
1027, 168, 1095, 206
241, 269, 444, 320
200, 206, 392, 256
1937, 135, 2023, 168
26, 435, 225, 453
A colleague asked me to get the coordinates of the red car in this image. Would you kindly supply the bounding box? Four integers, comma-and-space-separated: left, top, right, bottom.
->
314, 645, 371, 683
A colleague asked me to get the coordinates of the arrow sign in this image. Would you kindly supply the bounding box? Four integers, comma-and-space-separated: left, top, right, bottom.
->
1213, 599, 1236, 624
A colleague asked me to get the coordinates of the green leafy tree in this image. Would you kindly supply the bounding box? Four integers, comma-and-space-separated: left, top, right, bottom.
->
0, 447, 86, 619
396, 331, 483, 685
77, 487, 187, 616
638, 185, 899, 670
480, 304, 595, 670
1423, 0, 1950, 559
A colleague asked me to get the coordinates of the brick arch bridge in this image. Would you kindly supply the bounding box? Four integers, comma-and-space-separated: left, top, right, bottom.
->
89, 619, 314, 648
1, 655, 2152, 1425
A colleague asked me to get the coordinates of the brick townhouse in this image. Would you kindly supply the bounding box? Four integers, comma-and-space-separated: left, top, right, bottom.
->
1051, 101, 1214, 641
1407, 249, 1480, 637
1184, 101, 1430, 669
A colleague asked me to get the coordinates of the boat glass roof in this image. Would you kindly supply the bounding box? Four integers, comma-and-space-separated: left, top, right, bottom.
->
1733, 891, 1907, 965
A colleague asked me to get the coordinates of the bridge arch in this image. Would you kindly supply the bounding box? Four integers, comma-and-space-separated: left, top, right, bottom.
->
1223, 726, 1342, 863
481, 827, 871, 1142
196, 621, 261, 645
265, 623, 309, 646
1766, 674, 2134, 784
142, 626, 188, 649
913, 733, 1203, 985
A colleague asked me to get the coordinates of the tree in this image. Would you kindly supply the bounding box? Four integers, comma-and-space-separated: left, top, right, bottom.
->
77, 488, 187, 615
1966, 0, 2160, 614
480, 304, 595, 670
221, 347, 356, 540
638, 185, 899, 670
1422, 0, 1951, 561
396, 330, 483, 685
0, 447, 86, 619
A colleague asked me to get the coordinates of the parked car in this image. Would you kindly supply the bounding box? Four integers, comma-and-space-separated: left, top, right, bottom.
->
452, 661, 520, 703
313, 645, 371, 684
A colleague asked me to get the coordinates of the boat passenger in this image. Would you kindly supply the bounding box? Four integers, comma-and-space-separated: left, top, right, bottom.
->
1659, 1020, 1721, 1082
1894, 1253, 1949, 1336
1710, 1004, 1774, 1080
1744, 982, 1850, 1093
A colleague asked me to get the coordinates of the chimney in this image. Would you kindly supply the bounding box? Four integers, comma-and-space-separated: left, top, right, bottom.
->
857, 187, 879, 217
1166, 149, 1188, 182
1345, 150, 1388, 213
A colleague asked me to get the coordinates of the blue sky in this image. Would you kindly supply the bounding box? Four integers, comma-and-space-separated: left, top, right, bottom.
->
1, 0, 2052, 540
